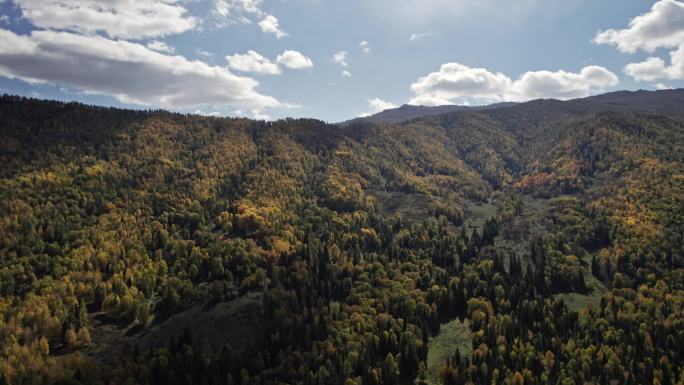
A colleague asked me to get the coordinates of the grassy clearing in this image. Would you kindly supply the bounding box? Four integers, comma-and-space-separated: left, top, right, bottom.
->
461, 200, 497, 230
554, 254, 607, 313
426, 319, 473, 385
372, 192, 500, 238
555, 292, 601, 312
373, 191, 432, 223
84, 292, 266, 363
491, 195, 551, 266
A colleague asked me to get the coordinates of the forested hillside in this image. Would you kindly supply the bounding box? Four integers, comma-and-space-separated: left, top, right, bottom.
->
1, 90, 683, 385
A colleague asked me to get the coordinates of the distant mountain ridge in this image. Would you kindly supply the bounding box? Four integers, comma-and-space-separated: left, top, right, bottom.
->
338, 89, 684, 126
338, 102, 517, 126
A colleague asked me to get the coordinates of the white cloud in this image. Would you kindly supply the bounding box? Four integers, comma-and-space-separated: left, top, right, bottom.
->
359, 97, 397, 117
211, 0, 288, 41
0, 29, 280, 112
226, 50, 281, 75
670, 45, 684, 78
211, 0, 264, 26
213, 0, 232, 19
225, 50, 313, 75
507, 66, 618, 101
341, 70, 351, 77
212, 0, 264, 17
409, 94, 454, 107
594, 0, 684, 54
252, 109, 271, 120
334, 51, 348, 67
623, 45, 684, 82
196, 49, 214, 57
655, 82, 673, 90
359, 41, 371, 54
624, 57, 669, 82
410, 63, 511, 105
368, 97, 397, 113
14, 0, 196, 39
147, 40, 175, 54
0, 15, 9, 24
258, 15, 287, 38
409, 62, 619, 106
595, 0, 684, 83
409, 32, 430, 41
230, 0, 263, 15
276, 50, 313, 69
194, 109, 223, 117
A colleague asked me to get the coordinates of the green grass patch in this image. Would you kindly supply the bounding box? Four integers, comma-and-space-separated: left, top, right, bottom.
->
554, 292, 601, 313
426, 319, 472, 385
462, 200, 497, 230
373, 191, 432, 223
554, 253, 606, 313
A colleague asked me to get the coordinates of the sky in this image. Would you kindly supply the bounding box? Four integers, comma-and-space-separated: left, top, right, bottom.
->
0, 0, 682, 122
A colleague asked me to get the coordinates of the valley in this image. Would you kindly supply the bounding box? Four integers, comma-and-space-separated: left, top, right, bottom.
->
0, 90, 683, 385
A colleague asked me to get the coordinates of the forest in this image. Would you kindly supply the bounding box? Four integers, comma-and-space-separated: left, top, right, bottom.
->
0, 90, 683, 385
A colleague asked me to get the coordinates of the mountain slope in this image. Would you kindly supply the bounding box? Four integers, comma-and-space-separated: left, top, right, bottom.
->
338, 102, 516, 126
1, 90, 683, 385
338, 89, 684, 126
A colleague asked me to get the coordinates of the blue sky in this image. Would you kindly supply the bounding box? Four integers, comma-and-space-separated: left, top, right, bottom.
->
0, 0, 682, 122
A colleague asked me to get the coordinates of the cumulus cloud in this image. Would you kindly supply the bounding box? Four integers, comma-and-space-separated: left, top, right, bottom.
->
595, 0, 684, 83
147, 40, 175, 54
276, 50, 313, 69
226, 50, 281, 75
410, 63, 511, 105
341, 70, 351, 77
334, 51, 348, 67
14, 0, 196, 39
507, 66, 619, 101
368, 97, 396, 112
226, 50, 313, 74
0, 29, 280, 112
623, 45, 684, 81
624, 57, 669, 82
258, 15, 287, 38
359, 97, 397, 117
359, 41, 371, 54
409, 62, 619, 106
594, 0, 684, 54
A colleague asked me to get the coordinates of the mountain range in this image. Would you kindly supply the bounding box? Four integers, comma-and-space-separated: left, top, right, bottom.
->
340, 89, 684, 125
0, 89, 683, 385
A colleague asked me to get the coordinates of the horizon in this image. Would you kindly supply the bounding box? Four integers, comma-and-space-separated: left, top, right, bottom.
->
2, 87, 682, 124
0, 1, 683, 121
